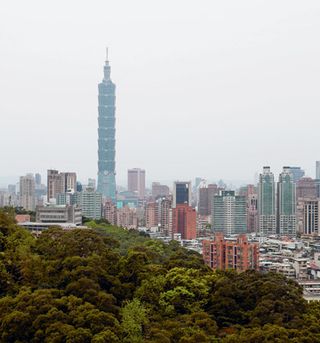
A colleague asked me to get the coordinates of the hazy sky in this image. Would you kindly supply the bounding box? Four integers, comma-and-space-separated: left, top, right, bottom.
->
1, 0, 320, 187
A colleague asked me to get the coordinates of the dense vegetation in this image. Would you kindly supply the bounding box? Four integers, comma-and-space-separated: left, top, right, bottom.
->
0, 211, 320, 342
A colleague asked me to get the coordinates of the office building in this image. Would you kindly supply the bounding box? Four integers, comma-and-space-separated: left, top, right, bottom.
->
145, 202, 159, 228
151, 182, 170, 199
157, 197, 172, 236
76, 189, 102, 220
212, 191, 247, 235
289, 167, 305, 183
198, 183, 222, 216
56, 192, 77, 206
35, 173, 42, 187
97, 49, 117, 202
258, 167, 277, 235
8, 184, 16, 195
278, 167, 296, 236
296, 199, 319, 235
202, 233, 259, 272
172, 181, 191, 208
296, 178, 317, 199
36, 204, 82, 226
47, 170, 77, 201
247, 193, 258, 233
198, 186, 210, 216
172, 204, 196, 240
127, 168, 145, 199
316, 161, 320, 180
19, 174, 36, 211
88, 178, 96, 191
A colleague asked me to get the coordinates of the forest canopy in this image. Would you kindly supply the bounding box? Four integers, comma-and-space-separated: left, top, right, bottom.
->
0, 210, 319, 342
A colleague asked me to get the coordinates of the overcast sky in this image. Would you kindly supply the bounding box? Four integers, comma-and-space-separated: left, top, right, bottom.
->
1, 0, 320, 187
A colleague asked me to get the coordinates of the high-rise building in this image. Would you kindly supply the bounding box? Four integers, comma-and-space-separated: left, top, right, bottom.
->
76, 189, 102, 220
289, 167, 305, 183
297, 198, 319, 235
63, 173, 77, 192
198, 186, 210, 216
247, 192, 258, 233
145, 202, 159, 228
103, 200, 117, 225
202, 233, 259, 272
117, 206, 138, 229
19, 174, 36, 211
173, 181, 191, 208
128, 168, 146, 199
97, 49, 116, 202
88, 178, 96, 191
316, 161, 320, 180
157, 197, 172, 236
212, 191, 247, 235
47, 170, 77, 201
8, 184, 16, 195
296, 177, 316, 199
35, 173, 42, 187
47, 170, 64, 201
151, 182, 170, 199
172, 204, 196, 240
198, 183, 221, 216
277, 167, 296, 236
258, 167, 276, 235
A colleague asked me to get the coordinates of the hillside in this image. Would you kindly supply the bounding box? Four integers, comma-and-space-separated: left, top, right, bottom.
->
0, 211, 319, 342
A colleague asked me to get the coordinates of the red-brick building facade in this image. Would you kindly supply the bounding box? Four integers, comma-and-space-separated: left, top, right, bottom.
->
202, 233, 259, 272
172, 204, 196, 240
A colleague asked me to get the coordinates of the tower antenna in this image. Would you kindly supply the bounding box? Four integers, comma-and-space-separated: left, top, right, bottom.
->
106, 47, 109, 62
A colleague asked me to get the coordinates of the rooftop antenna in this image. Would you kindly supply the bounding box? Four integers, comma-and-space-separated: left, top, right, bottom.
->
106, 47, 109, 62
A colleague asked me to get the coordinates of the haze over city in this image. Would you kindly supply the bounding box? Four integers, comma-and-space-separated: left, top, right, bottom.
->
1, 0, 320, 186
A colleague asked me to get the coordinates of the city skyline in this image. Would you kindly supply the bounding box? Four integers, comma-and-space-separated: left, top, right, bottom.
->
1, 1, 320, 185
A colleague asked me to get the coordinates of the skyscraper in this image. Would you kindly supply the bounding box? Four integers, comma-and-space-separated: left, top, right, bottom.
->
277, 167, 296, 236
128, 168, 145, 199
76, 189, 102, 220
296, 177, 316, 199
289, 167, 305, 183
258, 167, 276, 235
47, 170, 77, 202
151, 182, 169, 199
212, 191, 247, 235
97, 49, 116, 202
172, 181, 191, 208
172, 204, 197, 240
316, 161, 320, 180
20, 174, 35, 211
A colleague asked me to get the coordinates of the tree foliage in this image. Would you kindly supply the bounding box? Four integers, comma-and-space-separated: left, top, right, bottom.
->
0, 212, 317, 342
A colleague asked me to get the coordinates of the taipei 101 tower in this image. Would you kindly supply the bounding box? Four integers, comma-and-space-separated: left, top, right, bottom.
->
97, 48, 116, 202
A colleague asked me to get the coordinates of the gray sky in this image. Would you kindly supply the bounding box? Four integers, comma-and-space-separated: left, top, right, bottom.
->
1, 0, 320, 187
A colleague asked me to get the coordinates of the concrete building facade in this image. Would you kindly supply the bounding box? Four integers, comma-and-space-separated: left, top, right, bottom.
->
19, 174, 36, 211
36, 204, 82, 225
128, 168, 146, 199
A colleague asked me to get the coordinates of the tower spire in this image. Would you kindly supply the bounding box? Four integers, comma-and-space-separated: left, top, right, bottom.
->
106, 47, 109, 62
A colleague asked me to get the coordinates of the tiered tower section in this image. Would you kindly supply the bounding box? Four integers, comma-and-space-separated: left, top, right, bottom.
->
97, 49, 116, 201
